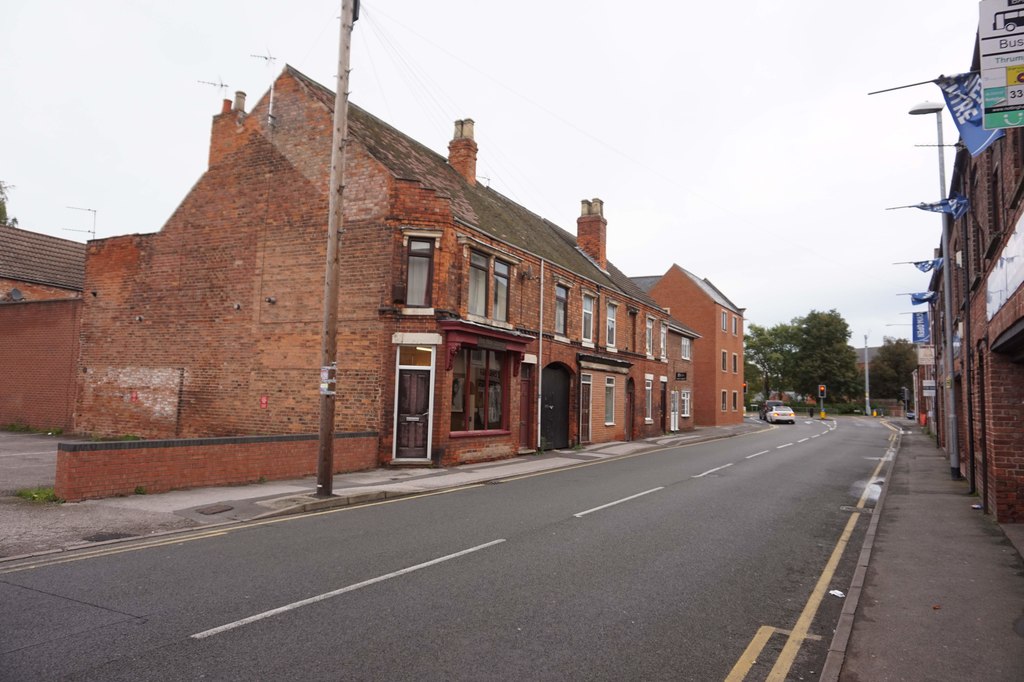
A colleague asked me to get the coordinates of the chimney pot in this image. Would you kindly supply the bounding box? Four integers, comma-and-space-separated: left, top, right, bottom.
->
580, 199, 592, 216
233, 90, 246, 112
221, 99, 232, 114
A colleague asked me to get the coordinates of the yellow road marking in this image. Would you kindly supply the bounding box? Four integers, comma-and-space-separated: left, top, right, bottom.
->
728, 454, 886, 680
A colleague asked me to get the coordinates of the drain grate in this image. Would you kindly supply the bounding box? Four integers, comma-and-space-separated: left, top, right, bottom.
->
840, 505, 874, 514
82, 531, 136, 542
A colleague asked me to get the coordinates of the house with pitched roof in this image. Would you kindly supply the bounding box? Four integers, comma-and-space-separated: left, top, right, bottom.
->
0, 225, 85, 431
632, 265, 746, 426
68, 66, 687, 492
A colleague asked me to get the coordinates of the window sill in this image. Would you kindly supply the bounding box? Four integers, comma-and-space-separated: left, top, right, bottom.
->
582, 341, 595, 349
604, 346, 617, 353
604, 422, 615, 426
644, 419, 654, 425
401, 307, 435, 316
449, 429, 511, 438
554, 335, 571, 344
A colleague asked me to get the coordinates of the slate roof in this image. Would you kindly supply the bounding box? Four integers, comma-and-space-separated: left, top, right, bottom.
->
0, 224, 85, 291
286, 66, 663, 312
632, 266, 743, 315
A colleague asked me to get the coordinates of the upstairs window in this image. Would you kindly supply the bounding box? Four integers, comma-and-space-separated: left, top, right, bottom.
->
681, 336, 692, 360
721, 350, 727, 371
555, 285, 568, 336
469, 251, 489, 317
660, 323, 668, 359
582, 293, 595, 343
606, 302, 618, 348
406, 238, 434, 307
732, 353, 738, 373
645, 317, 654, 355
493, 260, 510, 322
722, 310, 728, 330
732, 315, 739, 335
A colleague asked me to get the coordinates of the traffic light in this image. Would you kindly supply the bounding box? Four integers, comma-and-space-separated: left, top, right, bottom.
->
742, 382, 748, 394
818, 384, 827, 399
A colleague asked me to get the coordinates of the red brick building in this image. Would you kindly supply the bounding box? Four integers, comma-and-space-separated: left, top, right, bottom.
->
928, 76, 1024, 522
0, 226, 84, 431
73, 66, 688, 472
633, 265, 746, 426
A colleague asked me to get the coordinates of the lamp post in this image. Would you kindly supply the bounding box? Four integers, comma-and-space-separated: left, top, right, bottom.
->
909, 101, 959, 479
863, 334, 870, 417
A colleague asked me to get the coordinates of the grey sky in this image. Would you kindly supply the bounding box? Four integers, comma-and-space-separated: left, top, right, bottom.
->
2, 1, 980, 346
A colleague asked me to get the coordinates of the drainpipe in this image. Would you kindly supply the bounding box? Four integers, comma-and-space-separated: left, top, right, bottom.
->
536, 259, 545, 451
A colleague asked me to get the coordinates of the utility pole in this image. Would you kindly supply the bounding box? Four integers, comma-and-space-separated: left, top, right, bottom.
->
864, 334, 870, 417
316, 0, 358, 497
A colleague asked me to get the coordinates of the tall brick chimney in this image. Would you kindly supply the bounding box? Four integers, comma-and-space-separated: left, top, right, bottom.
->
448, 119, 477, 185
208, 90, 248, 169
577, 198, 607, 270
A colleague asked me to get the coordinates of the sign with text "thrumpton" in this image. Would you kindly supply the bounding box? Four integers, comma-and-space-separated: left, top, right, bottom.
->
981, 0, 1024, 128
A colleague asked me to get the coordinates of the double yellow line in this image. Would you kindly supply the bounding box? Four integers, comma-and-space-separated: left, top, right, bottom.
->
725, 446, 889, 680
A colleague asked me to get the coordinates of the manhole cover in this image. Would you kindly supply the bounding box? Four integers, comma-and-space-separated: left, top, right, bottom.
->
82, 532, 136, 542
196, 504, 234, 515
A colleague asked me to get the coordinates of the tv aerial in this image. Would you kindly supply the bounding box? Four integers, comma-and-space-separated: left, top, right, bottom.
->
197, 77, 229, 99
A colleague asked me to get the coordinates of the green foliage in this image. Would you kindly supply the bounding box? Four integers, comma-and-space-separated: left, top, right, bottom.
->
792, 310, 859, 400
0, 180, 16, 227
869, 337, 918, 400
16, 487, 64, 503
745, 309, 860, 402
133, 485, 147, 495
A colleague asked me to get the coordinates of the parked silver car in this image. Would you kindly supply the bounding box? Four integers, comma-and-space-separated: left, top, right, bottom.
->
767, 405, 796, 424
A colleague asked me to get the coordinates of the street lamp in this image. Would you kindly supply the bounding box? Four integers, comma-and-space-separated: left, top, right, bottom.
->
909, 101, 959, 480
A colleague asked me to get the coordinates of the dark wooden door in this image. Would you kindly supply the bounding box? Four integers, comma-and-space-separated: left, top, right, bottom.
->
541, 365, 570, 450
580, 380, 592, 444
519, 365, 534, 450
396, 369, 430, 458
625, 378, 635, 442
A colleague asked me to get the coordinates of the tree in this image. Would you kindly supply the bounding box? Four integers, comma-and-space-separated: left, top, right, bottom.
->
869, 337, 918, 401
0, 181, 16, 227
791, 309, 859, 401
745, 322, 799, 399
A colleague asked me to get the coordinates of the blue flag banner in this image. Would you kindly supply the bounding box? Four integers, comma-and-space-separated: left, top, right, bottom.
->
912, 312, 931, 343
936, 73, 1004, 157
915, 191, 969, 220
911, 291, 938, 305
913, 258, 942, 272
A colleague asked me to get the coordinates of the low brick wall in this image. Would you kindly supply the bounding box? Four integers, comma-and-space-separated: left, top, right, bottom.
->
55, 432, 378, 501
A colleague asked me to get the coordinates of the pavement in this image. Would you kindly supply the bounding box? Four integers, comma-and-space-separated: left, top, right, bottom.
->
2, 418, 1023, 679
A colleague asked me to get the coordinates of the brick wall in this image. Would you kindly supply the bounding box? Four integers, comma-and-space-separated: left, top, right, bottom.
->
54, 432, 378, 501
647, 265, 744, 426
0, 299, 80, 431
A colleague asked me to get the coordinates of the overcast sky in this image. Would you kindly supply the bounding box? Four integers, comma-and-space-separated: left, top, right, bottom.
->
2, 1, 981, 347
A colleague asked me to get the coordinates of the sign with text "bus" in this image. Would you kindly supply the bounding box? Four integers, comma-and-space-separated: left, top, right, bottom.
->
981, 0, 1024, 128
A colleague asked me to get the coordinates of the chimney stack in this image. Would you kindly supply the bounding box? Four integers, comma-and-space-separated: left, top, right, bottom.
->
209, 91, 248, 169
577, 198, 607, 270
448, 119, 478, 185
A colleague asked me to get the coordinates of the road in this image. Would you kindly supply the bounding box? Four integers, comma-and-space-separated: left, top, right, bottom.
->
0, 417, 895, 681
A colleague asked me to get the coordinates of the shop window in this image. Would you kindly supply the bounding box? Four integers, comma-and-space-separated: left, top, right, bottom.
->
450, 348, 507, 432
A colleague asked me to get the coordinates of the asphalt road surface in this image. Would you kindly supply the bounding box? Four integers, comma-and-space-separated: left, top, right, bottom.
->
0, 417, 894, 681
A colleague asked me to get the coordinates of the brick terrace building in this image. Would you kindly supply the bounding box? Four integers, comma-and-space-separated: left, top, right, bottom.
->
926, 77, 1024, 523
632, 265, 745, 426
74, 66, 690, 470
0, 225, 85, 430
